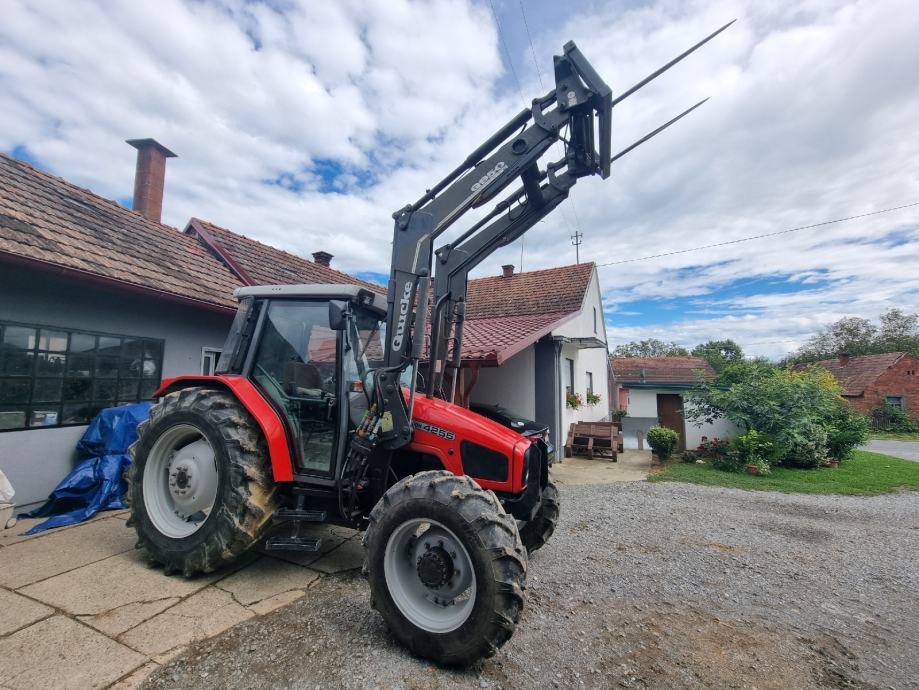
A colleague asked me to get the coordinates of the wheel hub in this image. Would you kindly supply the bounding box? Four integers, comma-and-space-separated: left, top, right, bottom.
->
417, 547, 454, 589
162, 437, 218, 522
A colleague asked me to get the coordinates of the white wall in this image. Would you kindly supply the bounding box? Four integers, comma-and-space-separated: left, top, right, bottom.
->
620, 386, 740, 449
0, 264, 232, 508
557, 268, 610, 431
470, 346, 536, 419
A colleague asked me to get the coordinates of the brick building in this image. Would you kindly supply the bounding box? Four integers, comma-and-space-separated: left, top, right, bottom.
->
813, 352, 919, 416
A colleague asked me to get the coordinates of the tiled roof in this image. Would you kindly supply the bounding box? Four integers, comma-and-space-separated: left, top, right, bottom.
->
611, 356, 715, 384
0, 153, 242, 311
466, 262, 594, 319
811, 352, 907, 396
187, 218, 384, 294
462, 311, 574, 364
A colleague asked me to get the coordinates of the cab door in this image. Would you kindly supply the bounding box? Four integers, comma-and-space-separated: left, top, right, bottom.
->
249, 300, 340, 475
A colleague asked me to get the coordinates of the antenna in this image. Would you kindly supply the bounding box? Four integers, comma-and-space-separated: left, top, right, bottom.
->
571, 230, 583, 263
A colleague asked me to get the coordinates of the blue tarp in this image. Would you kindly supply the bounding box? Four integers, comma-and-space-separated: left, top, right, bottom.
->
19, 402, 152, 534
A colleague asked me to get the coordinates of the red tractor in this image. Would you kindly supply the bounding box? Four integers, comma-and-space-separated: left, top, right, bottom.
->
126, 29, 728, 665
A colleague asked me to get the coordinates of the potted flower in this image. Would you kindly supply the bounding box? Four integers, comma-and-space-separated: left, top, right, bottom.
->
586, 392, 602, 407
565, 392, 583, 409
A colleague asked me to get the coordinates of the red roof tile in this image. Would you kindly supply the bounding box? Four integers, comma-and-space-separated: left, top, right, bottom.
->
611, 356, 715, 384
811, 352, 907, 396
466, 263, 594, 319
187, 218, 384, 294
0, 153, 242, 311
461, 312, 574, 364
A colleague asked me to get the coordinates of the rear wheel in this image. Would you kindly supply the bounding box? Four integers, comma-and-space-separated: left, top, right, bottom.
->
363, 471, 527, 665
518, 479, 559, 553
126, 387, 277, 576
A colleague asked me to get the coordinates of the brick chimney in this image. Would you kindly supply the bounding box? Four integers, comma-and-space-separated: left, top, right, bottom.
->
502, 264, 514, 277
126, 139, 176, 223
838, 353, 851, 366
312, 251, 333, 267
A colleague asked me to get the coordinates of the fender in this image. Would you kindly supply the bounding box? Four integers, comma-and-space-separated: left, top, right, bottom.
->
153, 375, 295, 482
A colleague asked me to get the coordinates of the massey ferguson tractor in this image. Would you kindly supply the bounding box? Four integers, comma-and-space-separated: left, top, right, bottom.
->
126, 25, 730, 665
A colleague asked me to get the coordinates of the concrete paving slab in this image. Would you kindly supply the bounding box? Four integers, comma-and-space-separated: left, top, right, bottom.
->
0, 511, 121, 549
109, 661, 160, 690
247, 588, 307, 615
118, 586, 254, 658
0, 615, 145, 690
310, 535, 365, 574
864, 440, 919, 461
0, 587, 53, 635
553, 450, 652, 486
0, 517, 135, 589
19, 548, 220, 635
215, 555, 319, 605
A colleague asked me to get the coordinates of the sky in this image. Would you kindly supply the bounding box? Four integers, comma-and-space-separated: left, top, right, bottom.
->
1, 0, 917, 360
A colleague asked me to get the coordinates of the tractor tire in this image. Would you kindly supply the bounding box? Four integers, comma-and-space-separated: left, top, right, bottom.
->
125, 387, 277, 576
518, 479, 560, 553
363, 471, 527, 665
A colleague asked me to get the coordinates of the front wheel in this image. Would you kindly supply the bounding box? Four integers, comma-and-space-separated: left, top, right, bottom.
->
363, 471, 527, 665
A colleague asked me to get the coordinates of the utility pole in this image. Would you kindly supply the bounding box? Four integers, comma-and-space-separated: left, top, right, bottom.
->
570, 230, 583, 264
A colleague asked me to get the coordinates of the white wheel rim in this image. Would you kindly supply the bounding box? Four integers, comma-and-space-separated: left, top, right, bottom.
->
383, 518, 477, 633
142, 423, 219, 539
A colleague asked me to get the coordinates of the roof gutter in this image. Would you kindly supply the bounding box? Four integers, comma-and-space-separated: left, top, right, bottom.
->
0, 251, 236, 316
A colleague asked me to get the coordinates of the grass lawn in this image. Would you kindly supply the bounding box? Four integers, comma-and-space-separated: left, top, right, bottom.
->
869, 431, 919, 441
648, 450, 919, 496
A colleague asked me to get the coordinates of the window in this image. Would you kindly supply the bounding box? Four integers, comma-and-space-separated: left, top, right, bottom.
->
201, 347, 222, 375
586, 372, 594, 396
885, 396, 905, 411
564, 357, 575, 395
593, 307, 597, 334
0, 321, 163, 432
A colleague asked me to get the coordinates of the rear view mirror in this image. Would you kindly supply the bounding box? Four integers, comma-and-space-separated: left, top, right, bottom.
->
328, 300, 348, 330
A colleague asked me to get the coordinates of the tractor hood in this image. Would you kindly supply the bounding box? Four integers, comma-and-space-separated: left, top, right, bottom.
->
410, 394, 528, 447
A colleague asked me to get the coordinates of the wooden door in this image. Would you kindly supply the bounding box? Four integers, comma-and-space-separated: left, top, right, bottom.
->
656, 394, 686, 451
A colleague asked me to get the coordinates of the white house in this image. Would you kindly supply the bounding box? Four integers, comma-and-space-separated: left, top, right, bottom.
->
461, 262, 609, 461
609, 356, 737, 450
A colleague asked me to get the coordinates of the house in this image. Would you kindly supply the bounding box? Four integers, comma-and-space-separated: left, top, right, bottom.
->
460, 262, 610, 461
0, 140, 606, 506
812, 352, 919, 416
609, 355, 736, 450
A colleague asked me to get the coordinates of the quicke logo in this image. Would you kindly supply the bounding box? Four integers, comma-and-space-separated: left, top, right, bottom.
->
391, 281, 413, 351
470, 160, 507, 193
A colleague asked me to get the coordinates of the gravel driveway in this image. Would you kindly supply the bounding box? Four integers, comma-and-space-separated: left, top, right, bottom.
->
143, 481, 919, 690
864, 440, 919, 461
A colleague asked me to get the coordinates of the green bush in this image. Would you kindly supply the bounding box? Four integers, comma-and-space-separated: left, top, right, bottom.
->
646, 426, 679, 461
684, 364, 863, 470
781, 422, 829, 469
730, 430, 774, 473
871, 405, 919, 433
826, 406, 870, 461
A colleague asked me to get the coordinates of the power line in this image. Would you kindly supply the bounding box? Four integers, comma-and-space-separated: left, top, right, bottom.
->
595, 201, 919, 267
516, 0, 586, 242
487, 0, 526, 105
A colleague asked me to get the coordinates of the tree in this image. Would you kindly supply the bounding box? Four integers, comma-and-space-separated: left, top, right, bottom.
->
788, 308, 919, 364
611, 338, 689, 358
877, 308, 919, 353
691, 339, 744, 373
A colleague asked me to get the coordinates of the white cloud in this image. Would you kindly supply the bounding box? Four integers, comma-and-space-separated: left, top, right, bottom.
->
2, 0, 918, 360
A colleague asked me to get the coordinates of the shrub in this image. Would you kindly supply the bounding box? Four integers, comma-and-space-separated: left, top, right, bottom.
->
647, 426, 679, 461
781, 422, 829, 469
685, 364, 866, 470
826, 406, 870, 461
697, 436, 734, 470
871, 405, 919, 433
730, 430, 774, 474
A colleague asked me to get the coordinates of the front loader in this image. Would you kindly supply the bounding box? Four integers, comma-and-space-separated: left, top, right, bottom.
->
126, 25, 731, 665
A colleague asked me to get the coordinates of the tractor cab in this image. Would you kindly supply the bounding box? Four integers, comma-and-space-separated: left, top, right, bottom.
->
216, 284, 386, 479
